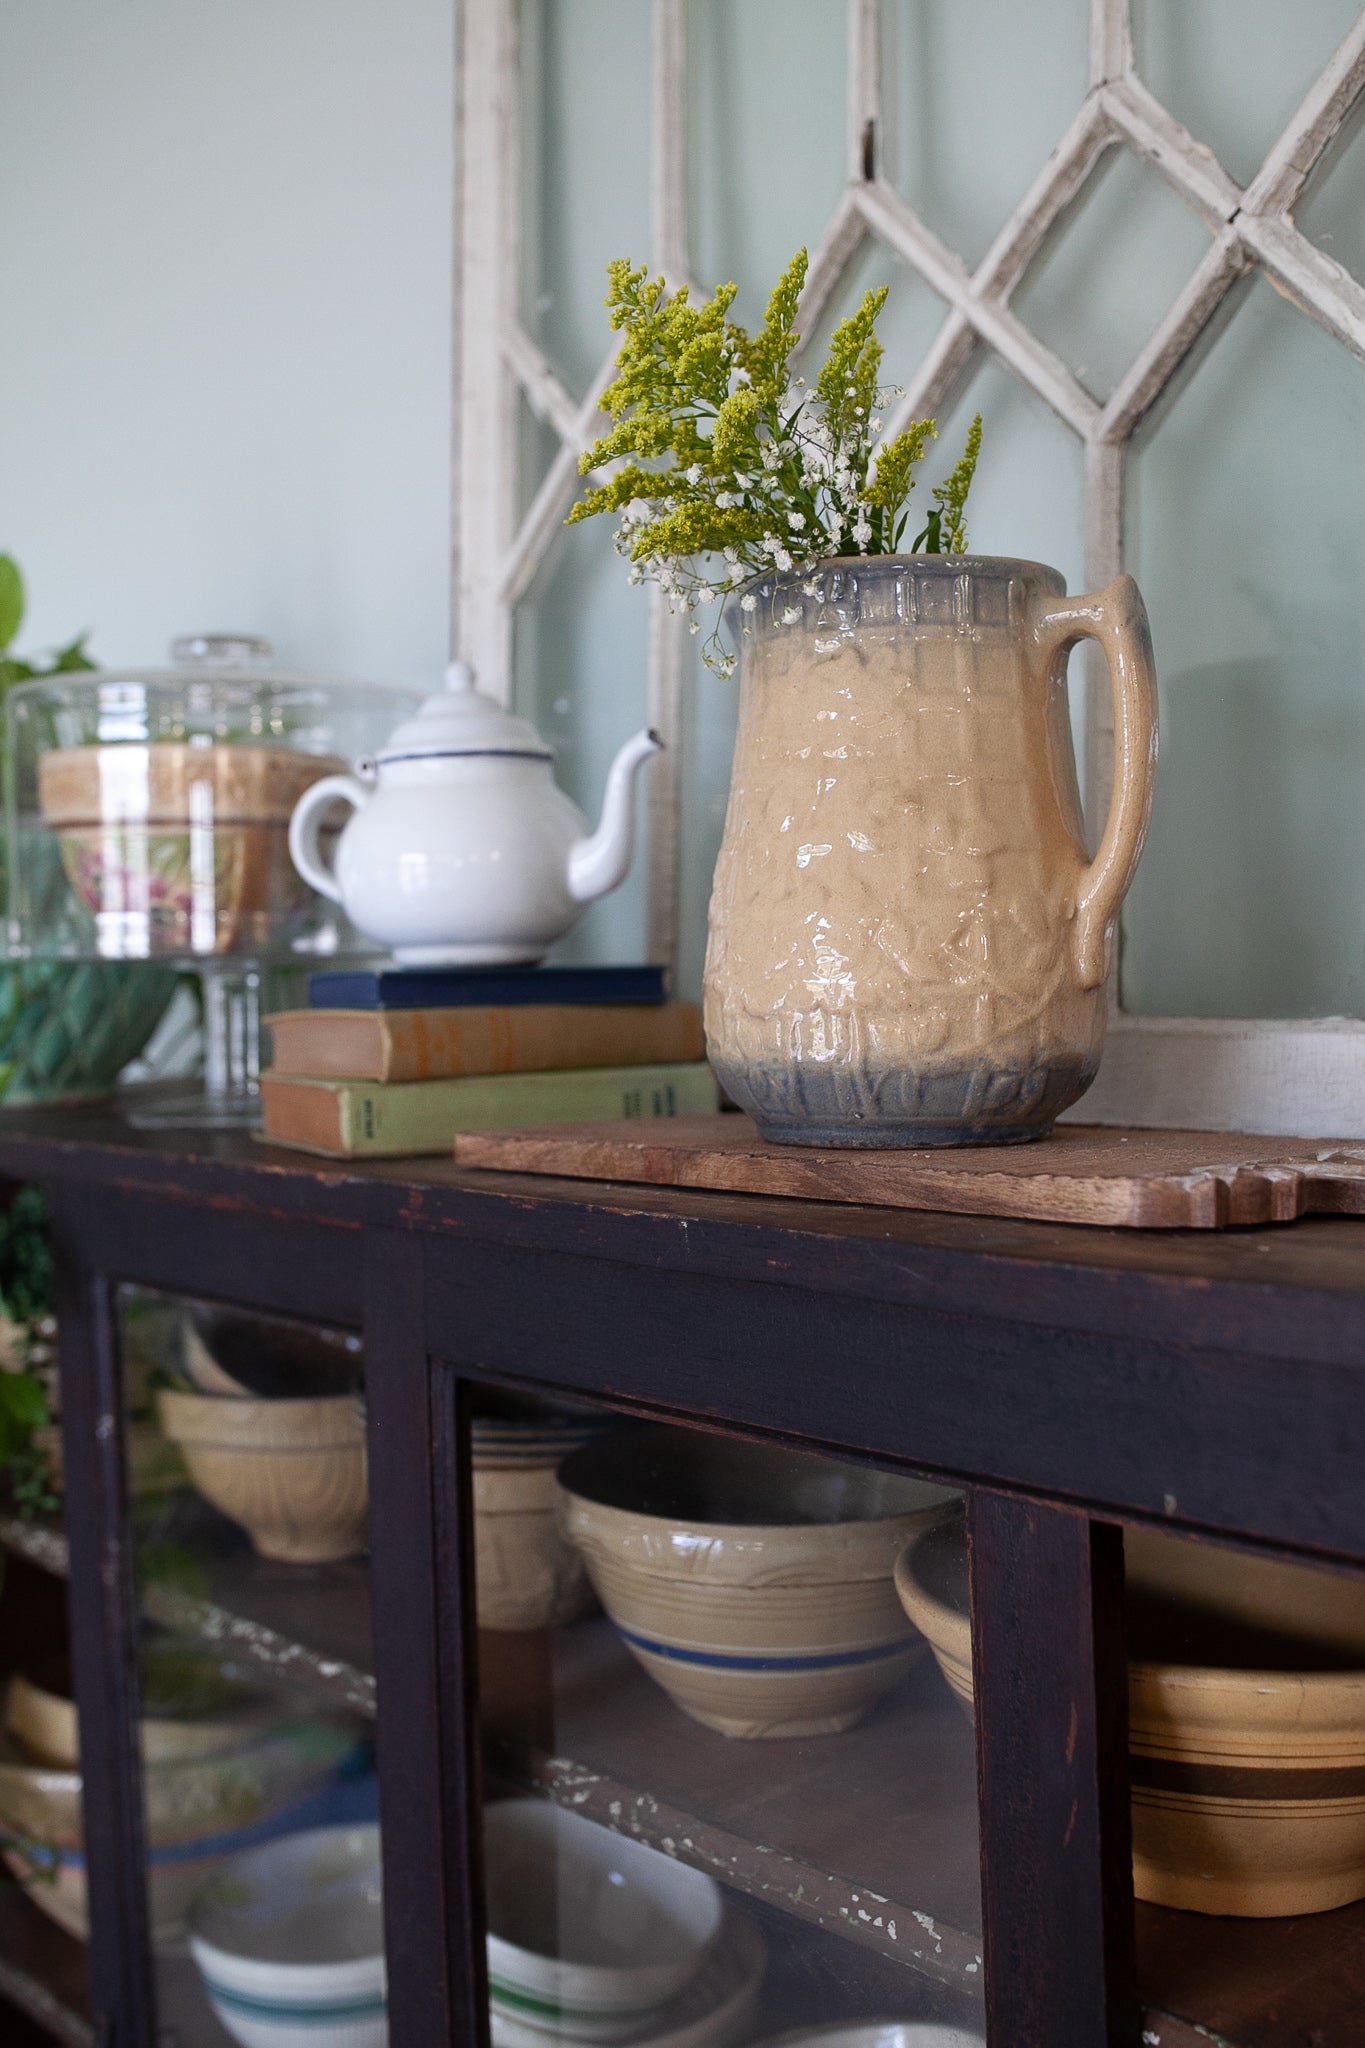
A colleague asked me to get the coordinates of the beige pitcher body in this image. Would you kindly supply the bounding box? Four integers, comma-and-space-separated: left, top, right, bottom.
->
703, 556, 1157, 1146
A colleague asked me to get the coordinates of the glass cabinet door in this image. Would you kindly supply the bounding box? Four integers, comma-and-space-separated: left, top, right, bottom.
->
472, 1391, 986, 2048
109, 1288, 380, 2046
1128, 1522, 1365, 2046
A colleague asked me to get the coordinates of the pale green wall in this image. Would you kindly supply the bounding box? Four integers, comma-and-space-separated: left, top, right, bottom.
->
0, 0, 453, 692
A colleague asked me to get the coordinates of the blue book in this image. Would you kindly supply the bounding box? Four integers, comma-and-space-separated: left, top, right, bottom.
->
309, 964, 668, 1011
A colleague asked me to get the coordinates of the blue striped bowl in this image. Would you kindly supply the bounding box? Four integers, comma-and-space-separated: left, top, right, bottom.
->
559, 1429, 957, 1739
188, 1823, 386, 2048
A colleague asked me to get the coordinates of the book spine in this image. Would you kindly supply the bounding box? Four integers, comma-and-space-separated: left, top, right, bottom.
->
380, 1004, 702, 1082
263, 1063, 718, 1158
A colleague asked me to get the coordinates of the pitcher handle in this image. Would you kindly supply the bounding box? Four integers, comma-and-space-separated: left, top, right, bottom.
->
288, 773, 371, 905
1034, 574, 1158, 992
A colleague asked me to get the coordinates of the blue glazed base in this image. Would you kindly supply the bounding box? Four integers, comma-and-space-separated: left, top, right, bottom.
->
756, 1117, 1059, 1149
715, 1056, 1098, 1150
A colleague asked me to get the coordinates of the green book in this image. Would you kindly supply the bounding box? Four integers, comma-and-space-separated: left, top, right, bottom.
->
259, 1060, 719, 1158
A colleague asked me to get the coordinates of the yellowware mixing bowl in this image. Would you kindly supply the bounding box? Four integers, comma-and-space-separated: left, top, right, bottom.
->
894, 1513, 1365, 1917
559, 1428, 956, 1739
158, 1390, 368, 1563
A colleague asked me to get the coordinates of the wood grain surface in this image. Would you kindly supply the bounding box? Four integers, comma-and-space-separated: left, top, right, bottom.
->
452, 1116, 1365, 1228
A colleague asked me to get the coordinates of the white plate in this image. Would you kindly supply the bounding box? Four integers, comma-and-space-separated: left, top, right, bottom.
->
750, 2025, 986, 2048
490, 1905, 764, 2048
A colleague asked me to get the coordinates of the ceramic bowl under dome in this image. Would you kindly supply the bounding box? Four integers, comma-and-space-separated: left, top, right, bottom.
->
558, 1428, 956, 1739
5, 637, 418, 964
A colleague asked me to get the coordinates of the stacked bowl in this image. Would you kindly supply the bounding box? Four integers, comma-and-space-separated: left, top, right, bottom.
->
558, 1428, 956, 1738
472, 1399, 604, 1632
894, 1510, 1365, 1917
0, 1649, 357, 1944
158, 1306, 368, 1563
188, 1822, 386, 2047
485, 1800, 763, 2048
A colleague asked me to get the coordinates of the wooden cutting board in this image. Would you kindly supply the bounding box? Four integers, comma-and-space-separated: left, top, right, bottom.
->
451, 1116, 1365, 1229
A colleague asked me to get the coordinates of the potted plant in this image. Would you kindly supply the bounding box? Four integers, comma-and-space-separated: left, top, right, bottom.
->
0, 556, 175, 1104
571, 251, 1158, 1147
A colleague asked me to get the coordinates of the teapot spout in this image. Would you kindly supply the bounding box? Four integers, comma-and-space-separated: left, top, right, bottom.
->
567, 728, 665, 904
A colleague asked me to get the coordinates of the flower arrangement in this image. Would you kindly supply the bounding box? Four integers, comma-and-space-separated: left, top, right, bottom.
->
568, 247, 982, 673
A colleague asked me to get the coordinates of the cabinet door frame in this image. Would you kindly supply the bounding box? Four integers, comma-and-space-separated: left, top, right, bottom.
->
452, 0, 1365, 1137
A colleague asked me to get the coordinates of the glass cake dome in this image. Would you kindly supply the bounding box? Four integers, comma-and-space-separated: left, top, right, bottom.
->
3, 635, 421, 1124
5, 635, 419, 966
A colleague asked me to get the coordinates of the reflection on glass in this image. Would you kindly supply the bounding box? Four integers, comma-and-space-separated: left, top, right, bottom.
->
1130, 1526, 1365, 2043
110, 1290, 379, 2046
476, 1398, 986, 2048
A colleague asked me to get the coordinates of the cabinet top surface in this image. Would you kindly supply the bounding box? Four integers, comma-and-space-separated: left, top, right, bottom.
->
5, 1096, 1365, 1319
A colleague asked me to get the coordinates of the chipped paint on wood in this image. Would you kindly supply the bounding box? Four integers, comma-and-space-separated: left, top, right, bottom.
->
487, 1735, 982, 1988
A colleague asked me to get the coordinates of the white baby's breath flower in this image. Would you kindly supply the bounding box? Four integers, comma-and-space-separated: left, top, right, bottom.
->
781, 605, 802, 625
715, 492, 733, 510
761, 444, 782, 472
853, 512, 872, 551
775, 547, 794, 572
741, 593, 758, 613
688, 619, 700, 634
718, 653, 737, 677
788, 512, 806, 531
802, 579, 821, 598
723, 546, 739, 563
696, 585, 716, 605
870, 416, 883, 432
685, 464, 702, 485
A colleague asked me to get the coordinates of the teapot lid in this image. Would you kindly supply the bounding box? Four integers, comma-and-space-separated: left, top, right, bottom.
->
375, 662, 552, 763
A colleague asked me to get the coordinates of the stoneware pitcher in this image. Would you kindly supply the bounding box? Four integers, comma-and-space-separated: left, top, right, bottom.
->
704, 556, 1158, 1147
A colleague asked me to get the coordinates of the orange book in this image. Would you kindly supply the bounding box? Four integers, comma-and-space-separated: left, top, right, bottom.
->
264, 1001, 703, 1084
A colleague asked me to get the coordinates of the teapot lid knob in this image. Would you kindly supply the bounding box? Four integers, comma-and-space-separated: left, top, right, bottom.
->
445, 660, 477, 694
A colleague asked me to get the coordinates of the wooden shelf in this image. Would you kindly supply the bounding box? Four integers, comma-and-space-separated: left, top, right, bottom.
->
0, 1878, 92, 2047
0, 1497, 375, 1720
1139, 1894, 1365, 2048
481, 1615, 985, 1998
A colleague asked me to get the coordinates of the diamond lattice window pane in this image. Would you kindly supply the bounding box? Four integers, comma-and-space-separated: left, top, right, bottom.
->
1012, 149, 1212, 402
879, 0, 1089, 271
1121, 275, 1365, 1019
514, 513, 651, 966
517, 392, 562, 525
1296, 103, 1365, 287
520, 0, 651, 402
689, 0, 847, 324
1134, 0, 1363, 188
801, 242, 948, 385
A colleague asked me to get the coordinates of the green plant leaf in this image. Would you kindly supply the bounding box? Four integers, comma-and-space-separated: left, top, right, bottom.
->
0, 558, 24, 655
50, 634, 96, 673
0, 1368, 49, 1461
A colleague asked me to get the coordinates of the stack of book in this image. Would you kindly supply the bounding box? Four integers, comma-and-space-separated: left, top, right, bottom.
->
260, 964, 718, 1158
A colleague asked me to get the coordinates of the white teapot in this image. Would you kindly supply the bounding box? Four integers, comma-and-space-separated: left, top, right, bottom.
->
288, 663, 663, 966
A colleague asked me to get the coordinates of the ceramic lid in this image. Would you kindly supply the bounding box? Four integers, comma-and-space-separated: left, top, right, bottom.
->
376, 662, 552, 762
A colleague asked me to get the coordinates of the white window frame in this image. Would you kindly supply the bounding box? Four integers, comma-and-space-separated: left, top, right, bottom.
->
453, 0, 1365, 1138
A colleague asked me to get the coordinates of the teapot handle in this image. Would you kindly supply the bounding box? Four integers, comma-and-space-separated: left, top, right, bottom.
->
288, 773, 372, 906
1034, 574, 1159, 991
